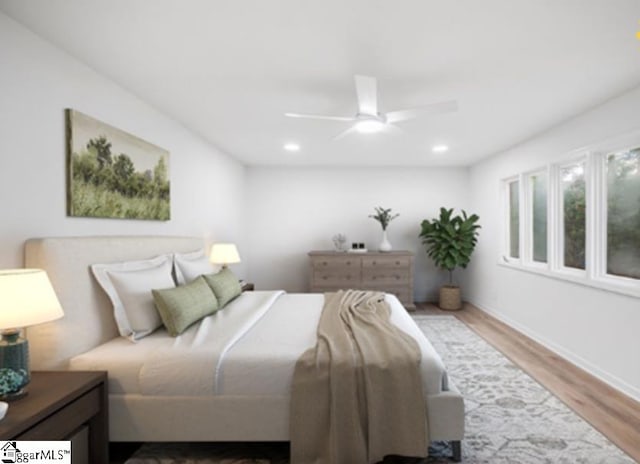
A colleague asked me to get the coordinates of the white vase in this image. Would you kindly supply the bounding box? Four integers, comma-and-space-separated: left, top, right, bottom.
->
379, 230, 392, 252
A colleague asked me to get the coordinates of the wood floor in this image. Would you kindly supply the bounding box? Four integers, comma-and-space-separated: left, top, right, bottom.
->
414, 302, 640, 463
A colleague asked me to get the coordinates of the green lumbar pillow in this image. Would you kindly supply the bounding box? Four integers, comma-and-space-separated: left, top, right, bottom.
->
152, 276, 219, 336
203, 268, 242, 308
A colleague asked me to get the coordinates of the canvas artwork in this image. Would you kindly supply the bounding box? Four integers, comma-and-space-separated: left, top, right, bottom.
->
66, 109, 170, 220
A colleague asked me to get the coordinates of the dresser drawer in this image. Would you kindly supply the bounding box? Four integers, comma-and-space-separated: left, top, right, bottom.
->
362, 256, 411, 269
362, 269, 410, 285
311, 285, 360, 294
17, 388, 100, 440
312, 269, 361, 286
311, 256, 359, 269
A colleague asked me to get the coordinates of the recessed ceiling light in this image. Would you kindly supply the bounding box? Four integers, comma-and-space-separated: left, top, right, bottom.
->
284, 142, 300, 152
432, 144, 449, 153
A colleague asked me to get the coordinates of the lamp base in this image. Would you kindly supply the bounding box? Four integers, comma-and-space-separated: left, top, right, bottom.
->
0, 329, 31, 401
0, 388, 27, 402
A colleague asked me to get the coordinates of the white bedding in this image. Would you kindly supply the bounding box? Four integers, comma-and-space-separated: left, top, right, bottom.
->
70, 291, 449, 398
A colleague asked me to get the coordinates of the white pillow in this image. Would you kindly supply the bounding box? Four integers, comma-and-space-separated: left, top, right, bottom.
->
92, 255, 175, 341
173, 249, 215, 285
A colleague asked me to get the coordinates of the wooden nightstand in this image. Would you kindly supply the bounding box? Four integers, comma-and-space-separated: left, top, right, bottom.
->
0, 371, 108, 464
241, 282, 255, 291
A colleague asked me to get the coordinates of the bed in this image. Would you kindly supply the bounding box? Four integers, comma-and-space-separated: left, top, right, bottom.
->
24, 236, 464, 461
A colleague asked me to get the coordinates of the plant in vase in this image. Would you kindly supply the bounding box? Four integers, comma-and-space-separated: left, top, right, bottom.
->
419, 207, 481, 310
369, 206, 399, 252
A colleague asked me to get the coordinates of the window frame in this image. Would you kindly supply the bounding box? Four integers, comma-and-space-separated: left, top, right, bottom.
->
523, 168, 550, 269
502, 175, 522, 264
595, 142, 640, 290
557, 154, 588, 278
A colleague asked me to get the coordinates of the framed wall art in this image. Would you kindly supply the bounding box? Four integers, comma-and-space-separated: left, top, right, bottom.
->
66, 109, 170, 220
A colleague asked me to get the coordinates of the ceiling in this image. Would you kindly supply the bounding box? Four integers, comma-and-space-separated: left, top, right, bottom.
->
2, 0, 640, 167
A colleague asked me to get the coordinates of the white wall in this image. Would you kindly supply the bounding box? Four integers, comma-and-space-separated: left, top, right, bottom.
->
0, 12, 246, 274
465, 85, 640, 401
246, 166, 470, 301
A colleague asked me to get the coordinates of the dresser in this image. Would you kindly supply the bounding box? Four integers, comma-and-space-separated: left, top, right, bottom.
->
308, 250, 415, 310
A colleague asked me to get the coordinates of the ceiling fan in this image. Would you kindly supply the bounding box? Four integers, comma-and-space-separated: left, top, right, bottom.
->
285, 75, 458, 137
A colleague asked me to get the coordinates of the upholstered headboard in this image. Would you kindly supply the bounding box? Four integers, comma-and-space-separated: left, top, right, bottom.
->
24, 236, 203, 369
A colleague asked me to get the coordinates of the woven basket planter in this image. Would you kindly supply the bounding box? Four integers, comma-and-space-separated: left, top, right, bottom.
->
439, 285, 462, 311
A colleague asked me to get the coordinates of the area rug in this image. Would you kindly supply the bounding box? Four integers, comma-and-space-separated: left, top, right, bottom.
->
125, 315, 635, 464
415, 316, 634, 464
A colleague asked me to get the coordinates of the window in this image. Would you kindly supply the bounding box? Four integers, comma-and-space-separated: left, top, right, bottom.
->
606, 148, 640, 279
500, 130, 640, 297
508, 179, 520, 259
561, 162, 586, 270
531, 172, 548, 263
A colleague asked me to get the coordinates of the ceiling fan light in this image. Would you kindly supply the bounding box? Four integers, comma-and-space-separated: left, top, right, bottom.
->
354, 119, 385, 134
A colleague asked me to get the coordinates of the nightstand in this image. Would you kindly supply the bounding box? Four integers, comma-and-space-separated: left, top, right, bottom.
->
0, 371, 108, 464
241, 282, 255, 291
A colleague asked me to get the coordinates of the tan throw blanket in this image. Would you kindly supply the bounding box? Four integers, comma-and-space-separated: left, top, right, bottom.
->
290, 290, 428, 464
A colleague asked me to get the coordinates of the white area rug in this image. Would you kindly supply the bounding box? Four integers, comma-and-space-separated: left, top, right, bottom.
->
125, 315, 635, 463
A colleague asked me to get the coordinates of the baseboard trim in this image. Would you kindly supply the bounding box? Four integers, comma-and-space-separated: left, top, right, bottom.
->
469, 299, 640, 403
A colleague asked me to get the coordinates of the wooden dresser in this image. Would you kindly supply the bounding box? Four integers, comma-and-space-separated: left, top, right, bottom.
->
308, 250, 415, 310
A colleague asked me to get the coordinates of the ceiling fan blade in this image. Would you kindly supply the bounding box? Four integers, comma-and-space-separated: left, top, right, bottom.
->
386, 100, 458, 123
383, 124, 405, 136
354, 75, 378, 116
285, 112, 355, 122
332, 126, 359, 141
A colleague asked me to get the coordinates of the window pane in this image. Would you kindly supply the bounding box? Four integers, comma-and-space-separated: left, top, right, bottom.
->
607, 148, 640, 279
509, 181, 519, 258
532, 173, 547, 263
562, 163, 586, 270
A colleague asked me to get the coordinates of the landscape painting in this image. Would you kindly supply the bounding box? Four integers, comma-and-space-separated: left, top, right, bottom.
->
66, 109, 170, 220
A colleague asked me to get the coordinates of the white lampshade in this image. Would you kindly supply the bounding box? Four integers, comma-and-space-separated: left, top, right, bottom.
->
209, 243, 241, 266
0, 269, 64, 329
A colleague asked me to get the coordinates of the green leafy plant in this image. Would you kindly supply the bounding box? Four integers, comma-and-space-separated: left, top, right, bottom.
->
369, 207, 399, 230
419, 207, 481, 285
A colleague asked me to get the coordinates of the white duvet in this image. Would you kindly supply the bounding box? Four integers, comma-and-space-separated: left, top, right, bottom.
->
70, 291, 449, 398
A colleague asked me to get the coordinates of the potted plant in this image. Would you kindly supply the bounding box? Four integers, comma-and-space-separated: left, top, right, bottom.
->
419, 207, 481, 310
369, 207, 399, 252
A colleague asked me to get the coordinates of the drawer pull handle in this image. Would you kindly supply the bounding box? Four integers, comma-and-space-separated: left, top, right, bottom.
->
322, 262, 328, 266
395, 261, 400, 265
322, 276, 328, 280
373, 261, 377, 265
346, 261, 351, 265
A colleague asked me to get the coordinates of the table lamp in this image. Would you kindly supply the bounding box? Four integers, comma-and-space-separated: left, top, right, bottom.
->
209, 243, 241, 269
0, 269, 64, 400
